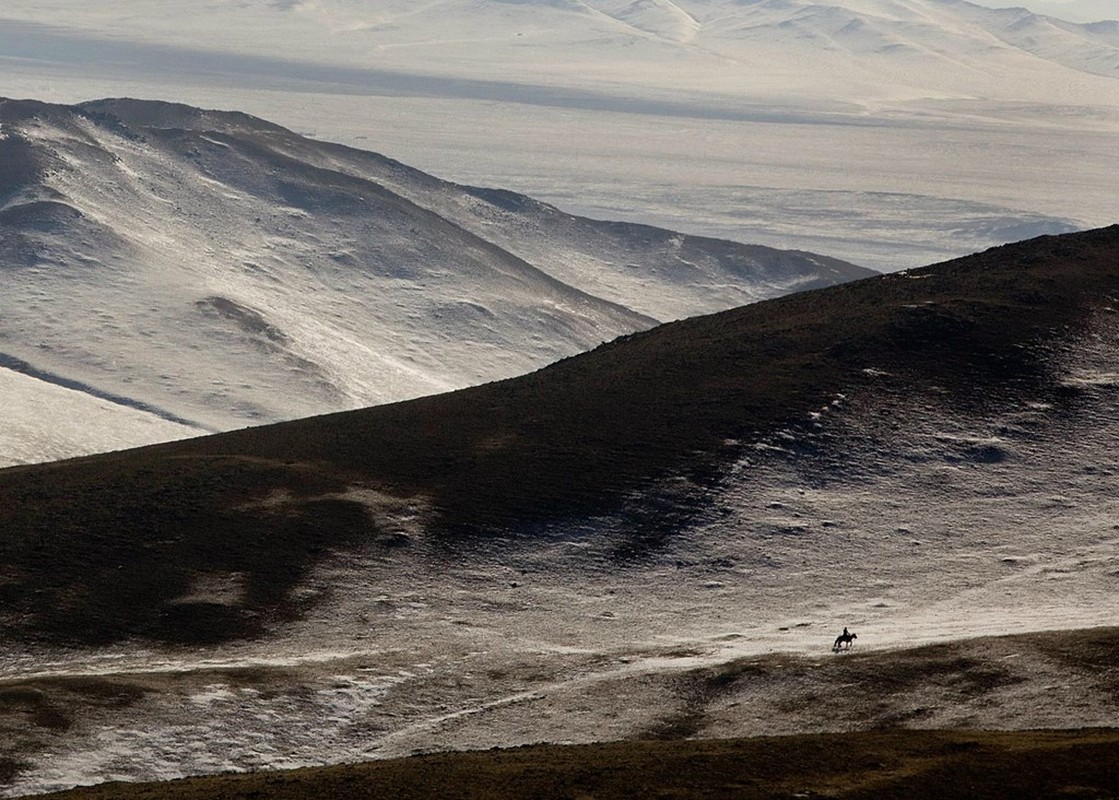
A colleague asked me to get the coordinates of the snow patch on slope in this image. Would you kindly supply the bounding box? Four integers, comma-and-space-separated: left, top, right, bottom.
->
0, 367, 198, 466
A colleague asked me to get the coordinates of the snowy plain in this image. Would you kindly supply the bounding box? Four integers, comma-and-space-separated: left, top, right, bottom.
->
0, 0, 1116, 271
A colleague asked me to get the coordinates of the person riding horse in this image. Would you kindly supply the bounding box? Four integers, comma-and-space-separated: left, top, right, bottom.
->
833, 627, 857, 650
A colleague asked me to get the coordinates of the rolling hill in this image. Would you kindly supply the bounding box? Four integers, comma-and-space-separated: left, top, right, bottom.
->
2, 225, 1118, 795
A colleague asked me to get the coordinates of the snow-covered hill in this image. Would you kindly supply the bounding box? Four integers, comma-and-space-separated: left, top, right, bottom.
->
0, 368, 196, 467
0, 97, 868, 465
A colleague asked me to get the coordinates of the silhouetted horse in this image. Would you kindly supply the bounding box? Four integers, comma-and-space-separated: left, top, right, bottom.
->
833, 629, 857, 651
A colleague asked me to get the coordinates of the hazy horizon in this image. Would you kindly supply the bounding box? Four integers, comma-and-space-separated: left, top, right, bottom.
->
1, 0, 1116, 272
972, 0, 1117, 22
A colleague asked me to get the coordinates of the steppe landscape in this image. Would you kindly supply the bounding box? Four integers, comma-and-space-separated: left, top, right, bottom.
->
2, 1, 1119, 798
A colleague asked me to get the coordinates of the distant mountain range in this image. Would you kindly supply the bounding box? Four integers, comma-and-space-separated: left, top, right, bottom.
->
9, 0, 1113, 94
0, 1, 1114, 271
1020, 0, 1118, 23
0, 97, 870, 465
161, 0, 1119, 94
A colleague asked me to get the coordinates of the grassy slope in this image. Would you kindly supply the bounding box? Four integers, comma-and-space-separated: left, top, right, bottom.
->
34, 728, 1119, 799
171, 223, 1119, 523
1, 226, 1117, 646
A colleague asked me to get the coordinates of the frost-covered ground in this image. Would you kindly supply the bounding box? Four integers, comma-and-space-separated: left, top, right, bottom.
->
5, 308, 1119, 796
1, 0, 1116, 271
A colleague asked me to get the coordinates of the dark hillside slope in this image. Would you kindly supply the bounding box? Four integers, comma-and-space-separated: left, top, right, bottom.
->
36, 727, 1119, 800
181, 223, 1119, 521
0, 226, 1117, 645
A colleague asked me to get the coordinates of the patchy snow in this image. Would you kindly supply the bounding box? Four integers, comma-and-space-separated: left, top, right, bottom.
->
0, 366, 198, 466
5, 312, 1119, 795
